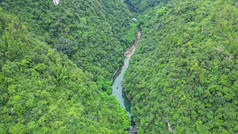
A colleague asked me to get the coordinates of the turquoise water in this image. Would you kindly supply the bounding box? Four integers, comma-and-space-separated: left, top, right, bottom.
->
112, 31, 141, 129
112, 57, 134, 127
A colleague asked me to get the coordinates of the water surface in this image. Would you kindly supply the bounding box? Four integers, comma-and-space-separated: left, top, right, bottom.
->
112, 57, 132, 120
111, 31, 141, 128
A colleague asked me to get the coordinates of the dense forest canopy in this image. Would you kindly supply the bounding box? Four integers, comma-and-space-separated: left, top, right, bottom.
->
1, 0, 238, 133
0, 0, 138, 133
124, 0, 167, 13
0, 0, 138, 87
124, 0, 238, 133
0, 9, 131, 133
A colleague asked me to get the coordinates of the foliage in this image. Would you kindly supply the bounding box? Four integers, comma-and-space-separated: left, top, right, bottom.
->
0, 0, 138, 83
124, 0, 167, 13
2, 0, 237, 133
124, 0, 238, 133
54, 37, 75, 57
0, 11, 130, 133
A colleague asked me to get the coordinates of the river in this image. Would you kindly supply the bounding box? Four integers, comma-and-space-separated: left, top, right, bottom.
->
111, 31, 141, 129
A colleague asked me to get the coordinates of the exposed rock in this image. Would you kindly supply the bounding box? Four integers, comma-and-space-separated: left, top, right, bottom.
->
163, 116, 173, 133
167, 122, 173, 133
132, 18, 137, 23
124, 31, 141, 58
235, 2, 238, 7
53, 0, 60, 5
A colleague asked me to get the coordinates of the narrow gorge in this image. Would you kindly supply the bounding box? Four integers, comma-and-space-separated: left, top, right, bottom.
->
0, 0, 237, 134
112, 30, 141, 130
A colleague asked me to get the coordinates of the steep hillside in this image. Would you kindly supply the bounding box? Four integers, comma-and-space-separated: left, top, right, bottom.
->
124, 0, 238, 133
0, 0, 138, 88
0, 11, 130, 133
124, 0, 164, 13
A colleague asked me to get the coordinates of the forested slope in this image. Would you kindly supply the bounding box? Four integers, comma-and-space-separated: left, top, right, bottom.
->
124, 0, 238, 133
0, 11, 130, 133
0, 0, 138, 89
125, 0, 162, 13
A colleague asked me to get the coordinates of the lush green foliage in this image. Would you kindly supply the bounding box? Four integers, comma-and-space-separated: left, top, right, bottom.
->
0, 0, 138, 84
2, 0, 237, 133
125, 0, 166, 13
124, 0, 238, 133
0, 8, 131, 134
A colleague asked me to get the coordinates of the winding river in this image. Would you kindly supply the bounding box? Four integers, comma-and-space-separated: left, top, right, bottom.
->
112, 31, 141, 128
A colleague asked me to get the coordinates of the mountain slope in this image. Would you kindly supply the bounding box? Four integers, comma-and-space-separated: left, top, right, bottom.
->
124, 0, 238, 133
0, 0, 138, 86
0, 11, 130, 133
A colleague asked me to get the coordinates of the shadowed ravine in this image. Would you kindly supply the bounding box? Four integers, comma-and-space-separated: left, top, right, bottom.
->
112, 31, 141, 129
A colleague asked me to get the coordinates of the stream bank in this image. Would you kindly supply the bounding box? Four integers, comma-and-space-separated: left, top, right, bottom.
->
111, 30, 141, 129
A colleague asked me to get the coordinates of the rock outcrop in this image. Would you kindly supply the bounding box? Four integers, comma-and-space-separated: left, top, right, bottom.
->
53, 0, 60, 5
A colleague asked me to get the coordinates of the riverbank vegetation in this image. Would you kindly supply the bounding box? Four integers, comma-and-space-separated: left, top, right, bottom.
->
0, 10, 131, 133
124, 0, 238, 133
1, 0, 237, 133
0, 0, 139, 132
0, 0, 138, 91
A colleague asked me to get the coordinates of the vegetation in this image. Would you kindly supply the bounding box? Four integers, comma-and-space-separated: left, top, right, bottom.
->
125, 0, 162, 13
0, 0, 138, 85
1, 0, 237, 133
0, 10, 131, 133
124, 0, 238, 133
